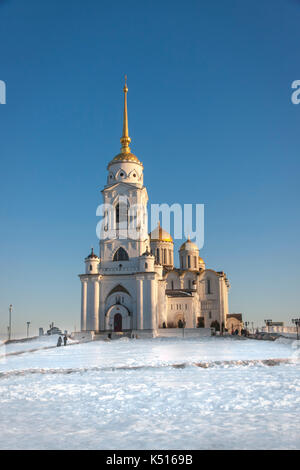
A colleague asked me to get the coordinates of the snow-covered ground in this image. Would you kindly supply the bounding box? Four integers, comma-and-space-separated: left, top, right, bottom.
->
0, 334, 77, 358
0, 336, 299, 449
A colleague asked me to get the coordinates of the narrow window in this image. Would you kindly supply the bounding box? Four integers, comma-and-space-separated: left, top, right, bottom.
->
116, 201, 128, 227
89, 264, 92, 271
188, 279, 191, 289
194, 256, 197, 268
171, 280, 174, 290
207, 279, 211, 294
188, 255, 191, 268
115, 203, 120, 224
209, 311, 212, 319
156, 248, 160, 263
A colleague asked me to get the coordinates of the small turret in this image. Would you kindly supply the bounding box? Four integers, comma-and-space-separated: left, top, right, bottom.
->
139, 247, 155, 272
84, 247, 100, 274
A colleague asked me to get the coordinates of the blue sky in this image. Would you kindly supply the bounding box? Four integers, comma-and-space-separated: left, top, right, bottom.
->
0, 0, 299, 336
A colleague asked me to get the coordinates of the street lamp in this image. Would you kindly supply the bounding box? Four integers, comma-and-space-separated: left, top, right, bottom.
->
244, 321, 249, 336
292, 318, 300, 341
26, 321, 31, 338
8, 304, 12, 341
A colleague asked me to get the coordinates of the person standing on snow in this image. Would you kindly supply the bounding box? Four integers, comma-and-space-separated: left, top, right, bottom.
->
57, 336, 62, 347
63, 335, 67, 346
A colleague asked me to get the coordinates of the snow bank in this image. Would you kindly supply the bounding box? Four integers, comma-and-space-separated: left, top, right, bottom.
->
0, 337, 299, 450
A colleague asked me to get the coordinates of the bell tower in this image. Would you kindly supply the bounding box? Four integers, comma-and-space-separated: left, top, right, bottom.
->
99, 77, 149, 267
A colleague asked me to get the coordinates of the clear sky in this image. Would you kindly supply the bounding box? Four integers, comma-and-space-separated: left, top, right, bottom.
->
0, 0, 299, 337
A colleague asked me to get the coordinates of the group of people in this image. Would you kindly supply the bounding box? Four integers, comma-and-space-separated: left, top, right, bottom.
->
57, 335, 68, 347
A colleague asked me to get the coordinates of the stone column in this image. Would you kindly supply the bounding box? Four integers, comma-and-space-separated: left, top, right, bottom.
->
149, 278, 156, 330
99, 280, 105, 331
93, 280, 99, 331
81, 280, 87, 331
136, 277, 143, 330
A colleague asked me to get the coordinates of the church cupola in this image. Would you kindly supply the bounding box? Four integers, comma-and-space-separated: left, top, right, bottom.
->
179, 237, 200, 270
150, 221, 174, 268
106, 76, 144, 187
84, 248, 100, 274
198, 256, 206, 270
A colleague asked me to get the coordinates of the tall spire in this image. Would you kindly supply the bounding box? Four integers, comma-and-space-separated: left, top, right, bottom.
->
120, 75, 131, 154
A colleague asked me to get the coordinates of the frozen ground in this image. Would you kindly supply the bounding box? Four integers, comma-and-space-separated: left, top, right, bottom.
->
0, 336, 299, 450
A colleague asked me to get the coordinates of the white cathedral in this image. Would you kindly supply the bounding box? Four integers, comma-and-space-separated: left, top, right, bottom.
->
79, 80, 230, 337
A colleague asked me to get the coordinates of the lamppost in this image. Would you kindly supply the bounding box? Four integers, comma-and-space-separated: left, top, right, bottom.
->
8, 304, 12, 341
26, 321, 31, 338
244, 321, 249, 336
264, 319, 272, 333
292, 318, 300, 341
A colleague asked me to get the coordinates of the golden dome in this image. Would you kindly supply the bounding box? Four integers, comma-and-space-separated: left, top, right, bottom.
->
198, 256, 205, 264
150, 222, 173, 243
179, 237, 199, 252
109, 152, 142, 165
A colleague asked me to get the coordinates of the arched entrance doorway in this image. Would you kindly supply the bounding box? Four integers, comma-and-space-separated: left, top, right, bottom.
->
114, 313, 122, 332
105, 304, 131, 331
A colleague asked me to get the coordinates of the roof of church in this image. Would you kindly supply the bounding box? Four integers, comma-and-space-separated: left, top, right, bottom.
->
150, 221, 173, 243
141, 248, 153, 257
85, 248, 99, 259
165, 289, 193, 297
179, 236, 199, 252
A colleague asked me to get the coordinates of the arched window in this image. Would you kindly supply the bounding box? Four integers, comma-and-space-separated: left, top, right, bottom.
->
188, 279, 192, 289
206, 279, 211, 294
113, 247, 129, 261
89, 264, 92, 271
188, 255, 191, 268
156, 248, 160, 263
171, 280, 174, 290
115, 201, 128, 227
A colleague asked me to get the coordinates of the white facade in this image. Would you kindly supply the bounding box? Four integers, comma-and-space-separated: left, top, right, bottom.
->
79, 82, 230, 336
